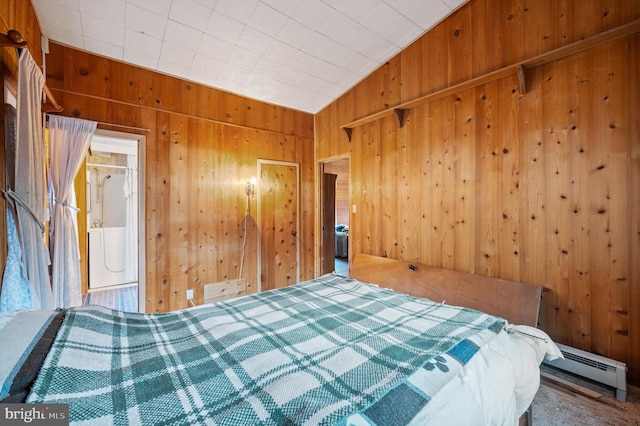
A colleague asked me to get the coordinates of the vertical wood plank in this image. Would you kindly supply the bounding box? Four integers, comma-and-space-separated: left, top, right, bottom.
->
628, 34, 640, 383
300, 136, 315, 279
517, 66, 549, 331
600, 40, 630, 362
400, 42, 424, 102
546, 57, 572, 343
498, 76, 521, 282
350, 128, 362, 259
381, 116, 398, 259
475, 83, 499, 277
147, 111, 171, 312
188, 119, 207, 304
399, 108, 421, 262
167, 114, 189, 310
365, 121, 378, 257
572, 0, 604, 41
453, 89, 476, 273
469, 0, 490, 76
446, 6, 472, 86
587, 43, 613, 358
566, 53, 592, 350
441, 99, 456, 270
425, 100, 444, 267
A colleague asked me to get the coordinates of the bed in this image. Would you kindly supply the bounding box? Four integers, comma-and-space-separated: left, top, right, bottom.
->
1, 253, 561, 425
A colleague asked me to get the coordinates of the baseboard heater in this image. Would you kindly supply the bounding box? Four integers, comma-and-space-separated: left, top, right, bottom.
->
543, 343, 627, 402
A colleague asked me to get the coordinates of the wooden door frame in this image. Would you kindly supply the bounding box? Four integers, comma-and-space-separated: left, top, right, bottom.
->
80, 129, 146, 312
315, 154, 350, 277
256, 159, 300, 293
322, 173, 337, 274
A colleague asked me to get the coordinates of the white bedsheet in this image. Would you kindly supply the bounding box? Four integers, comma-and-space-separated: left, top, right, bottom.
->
409, 325, 562, 425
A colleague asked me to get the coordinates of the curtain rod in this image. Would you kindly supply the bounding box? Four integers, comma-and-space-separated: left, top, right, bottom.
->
44, 113, 151, 134
0, 30, 27, 48
42, 83, 63, 112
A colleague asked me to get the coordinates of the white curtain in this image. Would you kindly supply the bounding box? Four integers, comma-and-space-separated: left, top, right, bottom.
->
0, 49, 53, 311
48, 115, 97, 309
0, 104, 36, 311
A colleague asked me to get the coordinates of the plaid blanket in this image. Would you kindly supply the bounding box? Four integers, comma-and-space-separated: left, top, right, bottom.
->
27, 275, 505, 425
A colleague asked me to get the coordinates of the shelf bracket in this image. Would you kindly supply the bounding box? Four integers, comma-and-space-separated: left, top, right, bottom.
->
393, 108, 408, 128
516, 64, 527, 94
342, 126, 353, 142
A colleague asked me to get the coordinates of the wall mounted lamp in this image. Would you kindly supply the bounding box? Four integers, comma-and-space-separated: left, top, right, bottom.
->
245, 177, 256, 196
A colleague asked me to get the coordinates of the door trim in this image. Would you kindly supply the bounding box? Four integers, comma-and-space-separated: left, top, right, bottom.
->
316, 155, 350, 277
256, 159, 300, 293
90, 129, 146, 312
322, 173, 337, 274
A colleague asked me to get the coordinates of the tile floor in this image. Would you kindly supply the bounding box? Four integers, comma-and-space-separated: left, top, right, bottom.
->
83, 284, 138, 312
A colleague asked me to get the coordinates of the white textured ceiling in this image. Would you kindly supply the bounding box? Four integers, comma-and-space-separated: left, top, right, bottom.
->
31, 0, 466, 114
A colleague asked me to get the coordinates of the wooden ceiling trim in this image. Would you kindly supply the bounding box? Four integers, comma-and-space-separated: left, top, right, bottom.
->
50, 87, 309, 139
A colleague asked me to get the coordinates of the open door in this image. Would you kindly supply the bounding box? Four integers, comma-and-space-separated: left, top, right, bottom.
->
321, 158, 350, 276
258, 160, 299, 292
75, 129, 145, 311
322, 173, 337, 274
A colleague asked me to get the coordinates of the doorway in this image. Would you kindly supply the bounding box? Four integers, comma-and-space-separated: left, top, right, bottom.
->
80, 130, 145, 312
257, 160, 300, 292
321, 158, 350, 275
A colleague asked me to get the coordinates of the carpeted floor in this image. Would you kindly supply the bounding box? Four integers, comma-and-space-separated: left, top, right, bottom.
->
533, 368, 640, 425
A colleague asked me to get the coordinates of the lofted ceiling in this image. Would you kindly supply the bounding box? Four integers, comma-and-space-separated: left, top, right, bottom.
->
31, 0, 466, 114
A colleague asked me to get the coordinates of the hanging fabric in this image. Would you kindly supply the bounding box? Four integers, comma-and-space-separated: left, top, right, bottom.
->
48, 115, 97, 309
0, 49, 54, 311
0, 104, 36, 311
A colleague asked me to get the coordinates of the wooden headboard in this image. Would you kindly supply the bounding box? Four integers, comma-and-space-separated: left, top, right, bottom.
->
350, 253, 542, 327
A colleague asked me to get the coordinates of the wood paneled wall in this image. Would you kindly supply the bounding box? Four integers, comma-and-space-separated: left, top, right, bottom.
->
0, 0, 42, 84
42, 42, 315, 313
315, 0, 640, 384
1, 0, 315, 311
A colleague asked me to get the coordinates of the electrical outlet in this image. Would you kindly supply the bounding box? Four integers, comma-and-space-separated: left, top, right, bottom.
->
186, 289, 194, 300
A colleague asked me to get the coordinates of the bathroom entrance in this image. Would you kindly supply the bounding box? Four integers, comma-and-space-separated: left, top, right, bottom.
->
85, 133, 139, 293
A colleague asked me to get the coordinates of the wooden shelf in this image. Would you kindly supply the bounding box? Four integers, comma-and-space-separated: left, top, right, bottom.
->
341, 18, 640, 142
341, 65, 519, 141
523, 18, 640, 70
